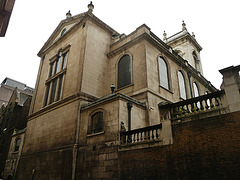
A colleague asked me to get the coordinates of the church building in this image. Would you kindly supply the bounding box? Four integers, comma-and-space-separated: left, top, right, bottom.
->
13, 2, 229, 179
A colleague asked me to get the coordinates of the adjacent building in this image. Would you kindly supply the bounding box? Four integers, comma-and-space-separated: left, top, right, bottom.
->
0, 78, 34, 107
0, 78, 33, 179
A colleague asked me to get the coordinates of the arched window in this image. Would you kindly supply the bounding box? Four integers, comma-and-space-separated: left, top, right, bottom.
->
193, 51, 199, 71
193, 82, 199, 97
89, 112, 103, 134
14, 138, 21, 152
118, 55, 131, 89
158, 57, 169, 90
7, 174, 13, 180
61, 28, 66, 36
178, 71, 187, 100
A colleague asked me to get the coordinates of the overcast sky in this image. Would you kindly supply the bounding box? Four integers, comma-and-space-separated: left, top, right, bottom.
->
0, 0, 239, 89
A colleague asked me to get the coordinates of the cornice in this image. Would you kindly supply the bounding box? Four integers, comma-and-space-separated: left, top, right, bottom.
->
81, 92, 146, 111
167, 31, 202, 51
106, 29, 215, 91
38, 12, 119, 57
28, 91, 98, 121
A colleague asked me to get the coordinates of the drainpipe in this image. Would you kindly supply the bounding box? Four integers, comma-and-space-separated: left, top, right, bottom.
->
72, 100, 81, 180
127, 102, 133, 131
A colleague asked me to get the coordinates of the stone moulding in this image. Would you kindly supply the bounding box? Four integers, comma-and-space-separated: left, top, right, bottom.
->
81, 92, 146, 111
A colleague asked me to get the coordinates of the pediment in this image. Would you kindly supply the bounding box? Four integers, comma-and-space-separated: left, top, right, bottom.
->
38, 12, 120, 57
38, 13, 87, 56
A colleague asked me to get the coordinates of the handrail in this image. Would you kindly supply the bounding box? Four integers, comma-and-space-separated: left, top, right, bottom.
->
159, 90, 225, 119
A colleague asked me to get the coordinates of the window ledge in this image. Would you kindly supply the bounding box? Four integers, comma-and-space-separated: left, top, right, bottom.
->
159, 86, 173, 94
116, 83, 134, 91
87, 131, 105, 137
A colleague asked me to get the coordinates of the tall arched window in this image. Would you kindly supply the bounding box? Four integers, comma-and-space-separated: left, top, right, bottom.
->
14, 138, 21, 152
193, 51, 199, 71
118, 55, 131, 89
193, 82, 199, 97
158, 57, 169, 90
178, 71, 187, 100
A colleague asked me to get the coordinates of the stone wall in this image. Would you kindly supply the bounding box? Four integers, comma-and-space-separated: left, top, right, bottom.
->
16, 148, 73, 180
76, 95, 146, 179
119, 110, 240, 180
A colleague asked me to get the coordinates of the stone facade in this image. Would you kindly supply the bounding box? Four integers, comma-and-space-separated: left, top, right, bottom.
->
0, 87, 32, 179
3, 129, 25, 180
14, 2, 238, 180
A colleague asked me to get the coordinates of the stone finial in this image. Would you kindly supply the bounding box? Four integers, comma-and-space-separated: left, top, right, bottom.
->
192, 32, 195, 38
88, 1, 94, 13
182, 20, 187, 31
163, 31, 167, 42
66, 10, 72, 19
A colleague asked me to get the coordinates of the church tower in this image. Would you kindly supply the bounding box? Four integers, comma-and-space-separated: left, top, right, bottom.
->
164, 21, 203, 74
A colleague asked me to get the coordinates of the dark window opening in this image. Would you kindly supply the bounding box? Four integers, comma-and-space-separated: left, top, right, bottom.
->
90, 112, 103, 134
118, 55, 131, 89
158, 57, 169, 90
14, 138, 20, 152
61, 28, 66, 36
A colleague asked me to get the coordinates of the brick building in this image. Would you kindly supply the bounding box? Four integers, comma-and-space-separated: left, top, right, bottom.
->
13, 2, 240, 180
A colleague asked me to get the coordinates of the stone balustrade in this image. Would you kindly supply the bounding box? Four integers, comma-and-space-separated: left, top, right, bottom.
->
120, 124, 162, 145
159, 90, 225, 120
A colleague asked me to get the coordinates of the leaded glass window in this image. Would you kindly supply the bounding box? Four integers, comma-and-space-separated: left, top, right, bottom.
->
193, 82, 199, 97
158, 57, 169, 90
55, 52, 62, 74
44, 48, 69, 106
49, 63, 54, 77
118, 55, 131, 89
14, 138, 20, 152
49, 78, 57, 104
56, 75, 63, 101
62, 53, 67, 69
178, 71, 187, 100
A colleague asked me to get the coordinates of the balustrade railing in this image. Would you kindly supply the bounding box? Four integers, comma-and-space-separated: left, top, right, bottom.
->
159, 90, 225, 120
120, 124, 162, 145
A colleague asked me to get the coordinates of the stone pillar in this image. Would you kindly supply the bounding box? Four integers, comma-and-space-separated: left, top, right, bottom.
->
219, 65, 240, 112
